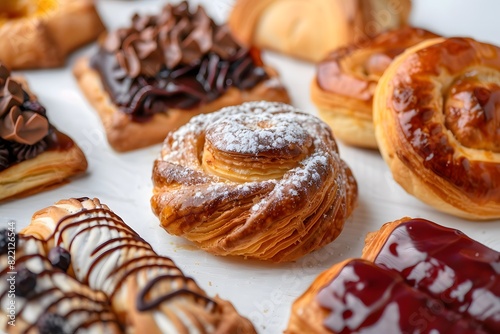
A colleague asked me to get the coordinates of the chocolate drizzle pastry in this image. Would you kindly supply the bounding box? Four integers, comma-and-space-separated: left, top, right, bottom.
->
91, 1, 269, 122
0, 63, 52, 171
17, 197, 256, 333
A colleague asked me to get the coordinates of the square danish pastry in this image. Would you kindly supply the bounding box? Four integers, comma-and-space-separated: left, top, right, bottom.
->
74, 1, 289, 152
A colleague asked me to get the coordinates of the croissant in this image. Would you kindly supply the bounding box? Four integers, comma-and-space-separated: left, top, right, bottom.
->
20, 197, 255, 334
0, 234, 122, 333
151, 101, 358, 262
228, 0, 411, 62
311, 27, 438, 148
74, 1, 289, 152
0, 64, 87, 202
0, 0, 104, 69
286, 217, 500, 333
373, 37, 500, 219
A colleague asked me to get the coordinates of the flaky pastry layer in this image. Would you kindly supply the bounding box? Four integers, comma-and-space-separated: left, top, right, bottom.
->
0, 0, 105, 69
229, 0, 411, 62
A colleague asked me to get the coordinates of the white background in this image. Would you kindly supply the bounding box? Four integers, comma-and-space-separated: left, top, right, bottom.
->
2, 1, 500, 333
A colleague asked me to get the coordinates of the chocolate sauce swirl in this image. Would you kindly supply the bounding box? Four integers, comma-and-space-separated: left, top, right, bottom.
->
91, 1, 268, 122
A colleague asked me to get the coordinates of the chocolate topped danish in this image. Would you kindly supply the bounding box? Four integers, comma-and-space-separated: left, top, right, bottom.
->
74, 1, 289, 152
0, 64, 87, 202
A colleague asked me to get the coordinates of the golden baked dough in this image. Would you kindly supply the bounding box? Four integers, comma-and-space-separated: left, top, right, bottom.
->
151, 101, 358, 262
374, 37, 500, 220
0, 0, 104, 69
312, 27, 438, 148
286, 217, 500, 333
229, 0, 412, 62
21, 197, 256, 334
0, 235, 122, 333
75, 2, 290, 152
0, 67, 87, 202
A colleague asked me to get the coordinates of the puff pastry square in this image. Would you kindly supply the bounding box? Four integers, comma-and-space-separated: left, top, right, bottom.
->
75, 1, 289, 152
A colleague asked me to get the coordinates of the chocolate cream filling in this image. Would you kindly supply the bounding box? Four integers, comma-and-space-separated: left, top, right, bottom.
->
91, 1, 269, 122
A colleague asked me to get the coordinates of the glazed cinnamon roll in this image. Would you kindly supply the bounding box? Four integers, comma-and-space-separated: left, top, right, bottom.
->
286, 217, 500, 333
151, 101, 358, 262
74, 1, 289, 152
374, 37, 500, 220
21, 197, 256, 334
0, 0, 104, 69
228, 0, 411, 62
0, 234, 122, 333
312, 27, 438, 148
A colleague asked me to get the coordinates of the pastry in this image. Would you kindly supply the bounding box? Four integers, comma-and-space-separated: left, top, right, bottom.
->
373, 37, 500, 219
74, 1, 289, 152
151, 101, 358, 262
20, 197, 256, 333
286, 217, 499, 333
0, 233, 122, 333
0, 0, 105, 69
228, 0, 412, 62
312, 27, 438, 148
0, 64, 87, 202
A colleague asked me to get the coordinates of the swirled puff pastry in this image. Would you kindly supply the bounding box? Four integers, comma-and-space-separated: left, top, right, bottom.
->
0, 0, 104, 69
75, 1, 289, 152
0, 64, 87, 202
228, 0, 411, 62
374, 37, 500, 220
286, 217, 500, 333
19, 197, 256, 334
312, 27, 438, 148
151, 101, 358, 262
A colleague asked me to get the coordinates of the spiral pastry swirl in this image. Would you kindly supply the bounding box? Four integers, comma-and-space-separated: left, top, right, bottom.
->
374, 37, 500, 219
151, 101, 358, 262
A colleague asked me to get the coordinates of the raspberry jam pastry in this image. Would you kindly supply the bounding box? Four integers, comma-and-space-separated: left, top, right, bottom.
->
228, 0, 412, 62
311, 27, 438, 148
74, 1, 289, 152
151, 101, 358, 262
14, 197, 256, 333
286, 217, 500, 333
0, 0, 104, 69
0, 64, 87, 202
374, 37, 500, 219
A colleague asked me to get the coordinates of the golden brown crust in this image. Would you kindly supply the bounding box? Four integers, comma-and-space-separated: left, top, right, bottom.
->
22, 197, 256, 334
374, 37, 500, 220
229, 0, 411, 62
73, 57, 290, 152
311, 27, 438, 148
0, 133, 87, 202
0, 0, 105, 69
151, 102, 358, 262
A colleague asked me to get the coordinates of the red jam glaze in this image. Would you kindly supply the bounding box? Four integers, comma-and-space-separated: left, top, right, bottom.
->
374, 218, 500, 332
390, 38, 500, 204
317, 259, 488, 333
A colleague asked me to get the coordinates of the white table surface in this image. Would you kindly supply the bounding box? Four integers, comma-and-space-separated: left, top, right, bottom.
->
1, 1, 500, 333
